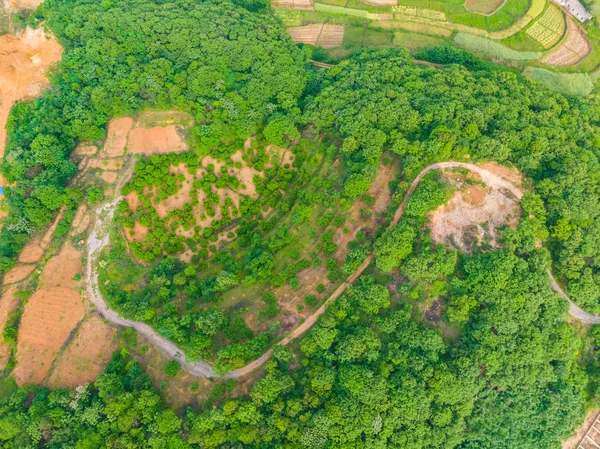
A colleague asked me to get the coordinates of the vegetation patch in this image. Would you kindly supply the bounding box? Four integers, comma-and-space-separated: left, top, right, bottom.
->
525, 4, 565, 49
522, 66, 595, 96
464, 0, 506, 15
454, 32, 542, 60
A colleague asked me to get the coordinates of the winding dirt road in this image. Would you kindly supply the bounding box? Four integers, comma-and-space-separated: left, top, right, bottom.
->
85, 160, 600, 380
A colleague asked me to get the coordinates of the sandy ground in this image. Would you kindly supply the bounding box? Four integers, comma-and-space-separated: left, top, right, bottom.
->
13, 242, 84, 385
429, 168, 520, 251
0, 27, 62, 184
0, 286, 19, 370
46, 316, 117, 388
541, 17, 591, 66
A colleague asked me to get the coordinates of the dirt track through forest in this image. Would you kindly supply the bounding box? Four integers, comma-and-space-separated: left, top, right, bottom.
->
85, 160, 599, 379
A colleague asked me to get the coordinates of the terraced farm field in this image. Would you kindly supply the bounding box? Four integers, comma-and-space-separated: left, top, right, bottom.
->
525, 4, 565, 49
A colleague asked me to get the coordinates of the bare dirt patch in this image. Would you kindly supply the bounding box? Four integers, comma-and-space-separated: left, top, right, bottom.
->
3, 263, 35, 284
71, 204, 89, 234
479, 161, 523, 187
103, 117, 133, 157
0, 27, 62, 185
101, 170, 118, 184
429, 168, 520, 251
13, 243, 84, 385
128, 125, 187, 155
87, 158, 123, 171
4, 0, 43, 11
73, 143, 98, 157
0, 286, 19, 370
47, 316, 117, 388
541, 17, 591, 66
18, 206, 65, 263
288, 24, 345, 49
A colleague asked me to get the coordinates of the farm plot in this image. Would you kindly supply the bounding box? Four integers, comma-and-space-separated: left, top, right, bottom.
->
525, 4, 565, 49
288, 24, 345, 48
12, 243, 84, 385
363, 0, 397, 6
464, 0, 506, 15
272, 0, 314, 9
540, 17, 591, 66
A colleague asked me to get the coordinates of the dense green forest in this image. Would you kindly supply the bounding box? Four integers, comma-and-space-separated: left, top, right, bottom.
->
4, 0, 600, 447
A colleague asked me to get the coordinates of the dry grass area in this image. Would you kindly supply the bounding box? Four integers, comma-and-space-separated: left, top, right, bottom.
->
0, 286, 19, 370
46, 316, 117, 388
0, 27, 62, 187
428, 168, 520, 252
13, 243, 84, 385
464, 0, 505, 15
288, 24, 345, 49
541, 17, 591, 66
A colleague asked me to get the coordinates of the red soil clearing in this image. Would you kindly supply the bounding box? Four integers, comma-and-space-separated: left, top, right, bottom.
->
0, 28, 62, 185
128, 125, 187, 154
13, 243, 84, 385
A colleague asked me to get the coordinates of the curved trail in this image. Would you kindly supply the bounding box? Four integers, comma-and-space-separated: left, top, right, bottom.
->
85, 160, 599, 380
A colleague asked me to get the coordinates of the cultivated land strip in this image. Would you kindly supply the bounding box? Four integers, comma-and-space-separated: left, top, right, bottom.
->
85, 160, 597, 379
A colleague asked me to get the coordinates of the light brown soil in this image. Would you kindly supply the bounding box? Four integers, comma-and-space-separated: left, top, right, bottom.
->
73, 143, 98, 156
128, 125, 187, 154
127, 222, 148, 243
0, 27, 62, 186
563, 410, 599, 449
288, 24, 345, 49
101, 170, 118, 183
18, 205, 65, 263
479, 161, 523, 187
103, 117, 133, 157
70, 204, 89, 234
87, 158, 123, 171
125, 191, 141, 212
429, 169, 520, 251
46, 316, 117, 388
3, 264, 35, 284
271, 0, 313, 9
541, 17, 591, 66
13, 243, 84, 385
4, 0, 43, 11
0, 286, 19, 370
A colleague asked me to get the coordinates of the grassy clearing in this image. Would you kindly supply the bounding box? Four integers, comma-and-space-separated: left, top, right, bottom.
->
454, 31, 542, 60
522, 66, 595, 96
393, 30, 446, 49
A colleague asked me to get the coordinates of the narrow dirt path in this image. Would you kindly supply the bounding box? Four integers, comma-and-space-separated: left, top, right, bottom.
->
85, 160, 597, 379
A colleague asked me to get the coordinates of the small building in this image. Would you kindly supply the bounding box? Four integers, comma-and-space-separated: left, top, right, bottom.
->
552, 0, 593, 22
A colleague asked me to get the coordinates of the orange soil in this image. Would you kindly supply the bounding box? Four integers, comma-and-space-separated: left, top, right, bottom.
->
0, 28, 62, 185
18, 205, 65, 263
13, 243, 84, 385
128, 125, 187, 154
47, 316, 117, 388
479, 161, 523, 187
3, 264, 35, 284
70, 204, 89, 234
103, 117, 133, 157
87, 158, 123, 170
0, 286, 19, 370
